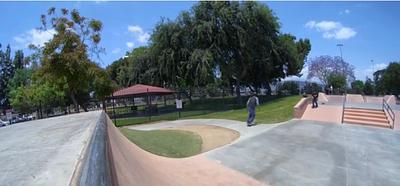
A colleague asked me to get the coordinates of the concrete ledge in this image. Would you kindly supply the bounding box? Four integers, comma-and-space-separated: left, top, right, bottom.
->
73, 111, 112, 186
293, 97, 311, 118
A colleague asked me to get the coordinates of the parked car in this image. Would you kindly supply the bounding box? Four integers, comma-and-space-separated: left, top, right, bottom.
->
0, 119, 8, 127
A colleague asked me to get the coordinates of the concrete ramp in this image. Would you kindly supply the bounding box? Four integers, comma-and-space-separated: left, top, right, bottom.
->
106, 115, 262, 186
0, 111, 262, 186
346, 94, 364, 103
0, 111, 109, 186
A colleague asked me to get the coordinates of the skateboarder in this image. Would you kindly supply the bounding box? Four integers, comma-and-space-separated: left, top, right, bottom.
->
312, 91, 318, 108
247, 92, 259, 126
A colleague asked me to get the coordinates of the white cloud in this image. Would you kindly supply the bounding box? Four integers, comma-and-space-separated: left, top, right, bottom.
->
126, 42, 134, 49
14, 29, 56, 48
127, 25, 150, 44
112, 48, 121, 54
355, 63, 388, 80
340, 9, 351, 15
305, 20, 357, 40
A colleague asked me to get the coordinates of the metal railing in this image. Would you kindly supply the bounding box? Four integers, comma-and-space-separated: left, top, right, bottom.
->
341, 94, 347, 123
382, 99, 396, 129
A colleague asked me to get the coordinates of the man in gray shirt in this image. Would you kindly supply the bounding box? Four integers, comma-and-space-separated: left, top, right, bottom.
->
246, 92, 259, 126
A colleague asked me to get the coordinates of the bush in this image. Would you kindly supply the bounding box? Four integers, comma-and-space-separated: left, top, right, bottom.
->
304, 82, 322, 94
277, 81, 299, 96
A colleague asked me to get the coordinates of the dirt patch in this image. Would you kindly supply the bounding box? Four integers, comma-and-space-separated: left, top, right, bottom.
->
165, 125, 240, 152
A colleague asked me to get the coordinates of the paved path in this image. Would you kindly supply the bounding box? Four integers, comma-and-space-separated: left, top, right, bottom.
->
206, 120, 400, 186
0, 111, 101, 186
129, 119, 400, 186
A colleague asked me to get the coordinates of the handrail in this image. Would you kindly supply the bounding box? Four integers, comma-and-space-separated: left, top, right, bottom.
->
382, 99, 396, 129
341, 94, 347, 123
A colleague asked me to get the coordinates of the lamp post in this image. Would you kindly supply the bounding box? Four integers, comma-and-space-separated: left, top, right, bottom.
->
371, 59, 375, 95
337, 44, 345, 94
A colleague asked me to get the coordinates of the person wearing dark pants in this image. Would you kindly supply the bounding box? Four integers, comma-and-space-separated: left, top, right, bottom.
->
247, 92, 259, 126
312, 92, 319, 108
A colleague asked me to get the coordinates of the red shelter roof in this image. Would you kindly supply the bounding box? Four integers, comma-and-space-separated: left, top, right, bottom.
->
110, 84, 175, 98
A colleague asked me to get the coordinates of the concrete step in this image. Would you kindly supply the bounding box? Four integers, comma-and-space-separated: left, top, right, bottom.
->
344, 108, 384, 115
343, 118, 390, 128
344, 111, 387, 119
344, 115, 388, 123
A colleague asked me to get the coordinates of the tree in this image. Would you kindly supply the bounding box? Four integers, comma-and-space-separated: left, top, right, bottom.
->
363, 78, 374, 95
327, 73, 346, 94
0, 44, 15, 110
379, 62, 400, 97
276, 81, 299, 96
13, 50, 24, 69
307, 55, 355, 86
351, 80, 364, 94
38, 8, 109, 111
373, 69, 385, 95
303, 82, 322, 94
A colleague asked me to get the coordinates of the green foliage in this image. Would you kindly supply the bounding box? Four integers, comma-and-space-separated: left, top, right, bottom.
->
304, 82, 322, 94
381, 62, 400, 96
327, 73, 346, 94
351, 80, 364, 94
276, 81, 299, 96
10, 81, 65, 114
38, 7, 113, 111
363, 78, 374, 95
0, 44, 14, 109
107, 1, 311, 103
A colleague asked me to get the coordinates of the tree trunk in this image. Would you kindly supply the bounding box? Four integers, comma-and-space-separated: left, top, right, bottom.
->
70, 94, 79, 113
265, 83, 271, 96
102, 100, 106, 111
235, 79, 242, 105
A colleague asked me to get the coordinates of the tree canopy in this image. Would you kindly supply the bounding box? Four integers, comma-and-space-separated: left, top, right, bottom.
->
107, 1, 311, 103
307, 55, 355, 86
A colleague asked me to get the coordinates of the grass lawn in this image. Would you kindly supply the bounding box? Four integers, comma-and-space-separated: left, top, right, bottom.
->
119, 128, 202, 158
189, 95, 301, 124
115, 95, 301, 127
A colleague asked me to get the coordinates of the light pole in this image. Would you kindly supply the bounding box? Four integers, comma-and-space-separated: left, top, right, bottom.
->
371, 59, 375, 95
337, 44, 345, 94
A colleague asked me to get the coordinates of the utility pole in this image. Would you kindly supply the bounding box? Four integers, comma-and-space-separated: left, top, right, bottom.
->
337, 44, 346, 94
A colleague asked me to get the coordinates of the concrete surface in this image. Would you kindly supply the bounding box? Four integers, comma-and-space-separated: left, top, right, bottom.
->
107, 116, 263, 186
206, 120, 400, 186
0, 111, 103, 186
301, 104, 342, 124
125, 118, 281, 143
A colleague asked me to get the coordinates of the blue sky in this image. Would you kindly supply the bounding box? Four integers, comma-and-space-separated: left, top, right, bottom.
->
0, 1, 399, 81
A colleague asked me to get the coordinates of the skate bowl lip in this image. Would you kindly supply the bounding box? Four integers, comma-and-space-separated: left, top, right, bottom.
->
75, 111, 264, 186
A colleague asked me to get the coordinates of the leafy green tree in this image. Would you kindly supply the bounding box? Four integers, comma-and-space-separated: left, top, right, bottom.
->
277, 81, 299, 96
327, 73, 346, 94
0, 44, 14, 110
373, 69, 385, 95
13, 50, 24, 69
380, 62, 400, 97
363, 78, 374, 95
351, 80, 364, 94
38, 8, 108, 111
304, 82, 322, 94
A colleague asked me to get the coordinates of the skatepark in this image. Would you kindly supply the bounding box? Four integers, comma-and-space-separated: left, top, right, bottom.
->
0, 94, 399, 186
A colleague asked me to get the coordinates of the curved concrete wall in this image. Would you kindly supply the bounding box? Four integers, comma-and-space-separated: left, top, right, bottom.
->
72, 112, 112, 186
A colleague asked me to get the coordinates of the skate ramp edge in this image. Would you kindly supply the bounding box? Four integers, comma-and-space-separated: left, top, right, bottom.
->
75, 111, 264, 186
71, 112, 112, 186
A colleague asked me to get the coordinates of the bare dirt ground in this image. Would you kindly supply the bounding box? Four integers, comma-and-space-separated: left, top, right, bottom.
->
165, 124, 240, 152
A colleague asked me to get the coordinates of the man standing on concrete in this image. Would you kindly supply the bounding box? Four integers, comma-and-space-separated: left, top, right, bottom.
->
312, 91, 319, 108
247, 92, 259, 127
